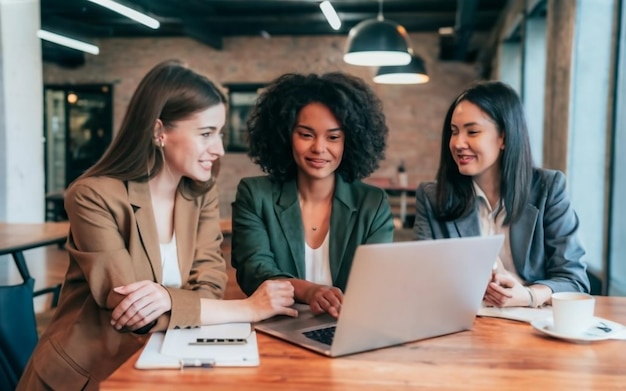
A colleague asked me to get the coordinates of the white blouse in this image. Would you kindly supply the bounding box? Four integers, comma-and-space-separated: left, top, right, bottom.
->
304, 231, 332, 286
472, 181, 523, 283
159, 232, 182, 288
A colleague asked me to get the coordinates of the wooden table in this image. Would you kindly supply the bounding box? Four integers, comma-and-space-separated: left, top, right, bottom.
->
102, 297, 626, 390
0, 222, 69, 300
0, 220, 231, 295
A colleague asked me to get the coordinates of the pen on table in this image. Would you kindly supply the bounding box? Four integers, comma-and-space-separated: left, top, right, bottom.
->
188, 337, 247, 346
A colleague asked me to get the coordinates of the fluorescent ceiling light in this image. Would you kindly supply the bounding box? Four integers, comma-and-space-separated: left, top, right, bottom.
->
320, 1, 341, 31
37, 30, 100, 55
88, 0, 160, 29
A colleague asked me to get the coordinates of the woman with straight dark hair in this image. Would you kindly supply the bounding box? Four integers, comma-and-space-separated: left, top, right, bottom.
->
413, 81, 589, 308
18, 60, 295, 391
231, 72, 394, 318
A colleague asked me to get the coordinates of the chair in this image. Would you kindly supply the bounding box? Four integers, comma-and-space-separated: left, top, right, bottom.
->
587, 270, 603, 296
0, 257, 59, 389
0, 278, 39, 390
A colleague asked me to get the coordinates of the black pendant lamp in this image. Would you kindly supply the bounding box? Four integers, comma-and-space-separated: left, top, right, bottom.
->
343, 0, 411, 67
373, 53, 429, 85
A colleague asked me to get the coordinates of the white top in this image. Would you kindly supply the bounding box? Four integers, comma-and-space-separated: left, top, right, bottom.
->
159, 232, 182, 288
472, 181, 522, 283
304, 231, 332, 286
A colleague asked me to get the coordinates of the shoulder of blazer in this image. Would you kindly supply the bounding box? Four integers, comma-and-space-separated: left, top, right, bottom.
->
237, 175, 277, 199
532, 166, 562, 182
334, 177, 386, 209
65, 176, 130, 207
68, 176, 127, 193
416, 181, 437, 205
236, 175, 300, 215
197, 183, 219, 207
238, 175, 274, 190
530, 168, 563, 201
237, 175, 284, 205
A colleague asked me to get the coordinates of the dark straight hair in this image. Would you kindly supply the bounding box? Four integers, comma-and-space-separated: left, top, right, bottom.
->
81, 60, 227, 198
435, 81, 534, 224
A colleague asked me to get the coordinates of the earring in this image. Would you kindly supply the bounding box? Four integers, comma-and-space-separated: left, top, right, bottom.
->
159, 139, 164, 148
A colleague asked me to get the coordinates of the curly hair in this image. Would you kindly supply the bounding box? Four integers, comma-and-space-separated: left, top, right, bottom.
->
246, 72, 388, 183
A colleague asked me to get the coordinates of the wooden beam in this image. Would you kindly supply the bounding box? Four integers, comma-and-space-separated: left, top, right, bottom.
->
542, 0, 576, 172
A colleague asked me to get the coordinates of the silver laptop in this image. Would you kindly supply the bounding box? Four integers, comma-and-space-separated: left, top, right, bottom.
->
254, 235, 504, 357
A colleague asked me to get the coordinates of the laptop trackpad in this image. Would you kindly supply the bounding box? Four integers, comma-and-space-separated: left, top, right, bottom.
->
254, 303, 337, 346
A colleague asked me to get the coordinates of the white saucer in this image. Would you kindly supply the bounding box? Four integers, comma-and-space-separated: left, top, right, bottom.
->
531, 316, 626, 342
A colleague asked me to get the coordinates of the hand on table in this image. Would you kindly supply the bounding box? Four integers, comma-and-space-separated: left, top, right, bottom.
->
483, 271, 531, 308
111, 280, 172, 331
246, 280, 298, 322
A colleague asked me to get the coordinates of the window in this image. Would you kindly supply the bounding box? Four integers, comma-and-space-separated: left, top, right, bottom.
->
223, 83, 265, 153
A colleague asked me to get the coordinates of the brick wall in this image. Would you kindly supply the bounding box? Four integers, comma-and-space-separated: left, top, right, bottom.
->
43, 33, 481, 218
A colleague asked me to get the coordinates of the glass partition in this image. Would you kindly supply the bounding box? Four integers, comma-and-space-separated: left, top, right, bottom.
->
43, 84, 113, 220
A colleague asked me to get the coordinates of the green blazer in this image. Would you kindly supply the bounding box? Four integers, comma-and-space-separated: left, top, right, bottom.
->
231, 175, 394, 296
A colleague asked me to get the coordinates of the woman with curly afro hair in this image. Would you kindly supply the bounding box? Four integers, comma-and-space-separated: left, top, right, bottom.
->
231, 72, 394, 318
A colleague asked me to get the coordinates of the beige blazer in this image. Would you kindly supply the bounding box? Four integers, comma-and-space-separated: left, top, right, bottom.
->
18, 177, 227, 390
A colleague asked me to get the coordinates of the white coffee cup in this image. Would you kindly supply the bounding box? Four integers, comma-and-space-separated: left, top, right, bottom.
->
551, 292, 595, 336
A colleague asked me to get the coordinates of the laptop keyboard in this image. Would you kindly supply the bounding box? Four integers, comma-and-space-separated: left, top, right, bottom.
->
303, 326, 336, 345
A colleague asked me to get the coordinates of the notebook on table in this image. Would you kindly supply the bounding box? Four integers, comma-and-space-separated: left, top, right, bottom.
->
254, 235, 504, 357
135, 323, 259, 369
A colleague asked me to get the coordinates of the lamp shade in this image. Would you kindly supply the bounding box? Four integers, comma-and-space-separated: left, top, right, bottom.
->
343, 19, 412, 66
373, 55, 429, 85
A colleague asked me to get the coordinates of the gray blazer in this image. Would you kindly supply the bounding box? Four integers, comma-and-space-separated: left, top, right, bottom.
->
231, 175, 394, 296
413, 168, 590, 293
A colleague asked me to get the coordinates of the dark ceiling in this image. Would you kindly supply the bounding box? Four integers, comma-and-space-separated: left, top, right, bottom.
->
40, 0, 508, 67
